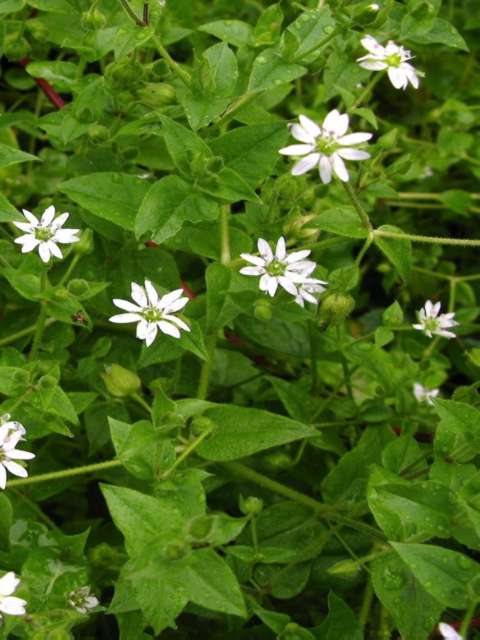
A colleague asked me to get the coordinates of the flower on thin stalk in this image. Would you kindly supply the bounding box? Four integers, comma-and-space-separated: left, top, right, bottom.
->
240, 237, 322, 300
413, 383, 439, 406
279, 111, 372, 184
357, 35, 420, 90
0, 573, 27, 619
295, 278, 328, 307
438, 623, 462, 640
68, 586, 99, 614
412, 300, 458, 339
0, 422, 35, 490
110, 280, 190, 347
13, 206, 80, 263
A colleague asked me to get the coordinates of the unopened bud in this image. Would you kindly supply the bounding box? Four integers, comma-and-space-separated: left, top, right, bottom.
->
263, 451, 292, 471
240, 496, 264, 516
190, 416, 214, 436
102, 364, 141, 398
73, 228, 94, 255
136, 83, 176, 107
320, 293, 355, 326
254, 299, 273, 321
164, 540, 190, 561
328, 558, 362, 577
67, 279, 89, 297
188, 515, 213, 541
88, 124, 109, 143
81, 7, 107, 29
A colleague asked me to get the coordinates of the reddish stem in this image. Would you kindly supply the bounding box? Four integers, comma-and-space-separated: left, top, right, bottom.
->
18, 58, 66, 109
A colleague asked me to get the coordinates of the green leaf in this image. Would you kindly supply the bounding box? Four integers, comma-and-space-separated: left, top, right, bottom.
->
0, 193, 20, 223
287, 7, 335, 62
201, 42, 238, 98
0, 143, 37, 168
138, 318, 207, 366
197, 405, 316, 461
401, 16, 468, 51
433, 399, 480, 463
313, 207, 368, 239
0, 366, 30, 396
101, 484, 184, 556
26, 61, 78, 91
0, 494, 12, 551
248, 48, 307, 92
391, 542, 480, 608
135, 176, 219, 243
60, 173, 149, 231
383, 301, 404, 327
316, 592, 363, 640
160, 115, 212, 177
210, 123, 289, 187
198, 20, 252, 47
372, 552, 442, 640
374, 224, 412, 282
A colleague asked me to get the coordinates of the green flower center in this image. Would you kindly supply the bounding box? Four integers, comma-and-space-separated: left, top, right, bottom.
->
142, 307, 163, 323
267, 259, 286, 277
386, 53, 402, 67
424, 318, 439, 333
316, 135, 339, 155
35, 226, 54, 241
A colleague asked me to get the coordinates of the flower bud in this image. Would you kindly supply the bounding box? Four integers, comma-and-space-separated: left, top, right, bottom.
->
283, 212, 320, 242
328, 558, 362, 577
187, 515, 213, 541
263, 451, 292, 471
81, 7, 107, 29
240, 496, 264, 516
275, 175, 300, 206
254, 299, 273, 322
136, 83, 176, 107
68, 279, 90, 297
164, 540, 190, 561
72, 228, 93, 255
280, 622, 313, 640
190, 416, 215, 436
101, 364, 141, 398
320, 293, 355, 326
38, 375, 57, 390
87, 124, 109, 143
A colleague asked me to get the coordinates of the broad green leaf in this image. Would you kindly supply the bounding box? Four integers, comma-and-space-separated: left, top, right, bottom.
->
0, 143, 37, 168
315, 592, 363, 640
198, 20, 252, 47
210, 123, 288, 187
100, 484, 184, 556
160, 115, 212, 177
135, 176, 219, 243
434, 399, 480, 463
287, 7, 335, 62
0, 494, 12, 551
401, 16, 468, 51
0, 367, 29, 396
0, 193, 20, 222
374, 224, 412, 282
60, 173, 149, 231
201, 42, 238, 97
372, 552, 442, 640
391, 542, 480, 608
248, 48, 307, 92
138, 318, 207, 366
197, 405, 316, 461
253, 3, 283, 46
26, 61, 78, 91
313, 207, 368, 239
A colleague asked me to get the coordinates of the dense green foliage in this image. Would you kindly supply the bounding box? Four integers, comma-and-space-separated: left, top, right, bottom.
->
0, 0, 480, 638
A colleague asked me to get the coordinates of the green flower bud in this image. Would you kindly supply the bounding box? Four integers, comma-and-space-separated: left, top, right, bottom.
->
190, 416, 215, 436
280, 623, 314, 640
275, 175, 300, 205
187, 515, 213, 541
38, 375, 57, 390
283, 212, 320, 242
136, 83, 176, 107
328, 558, 362, 577
54, 287, 69, 301
240, 496, 264, 516
164, 540, 190, 561
254, 299, 273, 322
101, 364, 141, 398
320, 293, 355, 326
87, 124, 109, 143
81, 7, 107, 29
263, 451, 292, 471
67, 279, 89, 297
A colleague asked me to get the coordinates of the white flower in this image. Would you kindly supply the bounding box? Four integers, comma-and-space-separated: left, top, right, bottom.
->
0, 423, 35, 490
0, 573, 27, 618
13, 206, 80, 263
368, 3, 380, 10
240, 237, 319, 299
295, 278, 328, 307
413, 383, 439, 406
412, 300, 458, 339
438, 623, 462, 640
110, 280, 190, 347
0, 415, 26, 446
279, 111, 372, 184
68, 586, 99, 614
357, 35, 420, 90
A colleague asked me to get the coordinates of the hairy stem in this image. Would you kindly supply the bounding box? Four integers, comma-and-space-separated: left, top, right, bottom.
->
7, 460, 122, 488
196, 335, 217, 400
460, 601, 477, 638
29, 271, 48, 360
220, 205, 231, 265
151, 34, 191, 85
374, 228, 480, 246
161, 429, 212, 480
351, 72, 384, 111
342, 181, 373, 232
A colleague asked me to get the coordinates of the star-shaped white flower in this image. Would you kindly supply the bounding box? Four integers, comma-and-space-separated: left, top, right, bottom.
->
110, 280, 190, 347
68, 586, 99, 614
240, 237, 321, 299
413, 383, 439, 406
357, 35, 420, 90
412, 300, 458, 339
0, 415, 26, 447
13, 206, 80, 263
279, 111, 372, 184
295, 278, 328, 307
0, 423, 35, 490
0, 573, 27, 618
438, 623, 462, 640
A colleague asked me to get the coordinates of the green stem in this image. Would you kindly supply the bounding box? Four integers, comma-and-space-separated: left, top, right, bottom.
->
359, 577, 374, 627
351, 72, 384, 111
355, 235, 374, 266
342, 181, 373, 232
251, 516, 259, 556
197, 335, 216, 400
215, 91, 258, 127
29, 272, 48, 360
308, 320, 319, 393
449, 278, 457, 312
460, 600, 477, 638
151, 34, 191, 85
59, 254, 81, 286
220, 205, 231, 265
336, 325, 354, 403
0, 320, 55, 348
118, 0, 144, 25
222, 461, 335, 515
374, 228, 480, 247
7, 460, 122, 488
161, 429, 212, 479
132, 393, 152, 417
304, 236, 352, 251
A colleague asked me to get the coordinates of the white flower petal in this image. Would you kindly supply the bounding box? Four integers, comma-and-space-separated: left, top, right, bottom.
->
51, 212, 69, 229
240, 266, 264, 276
54, 229, 79, 244
144, 280, 159, 306
113, 299, 143, 313
12, 221, 33, 233
109, 313, 142, 324
323, 109, 349, 136
292, 153, 320, 176
358, 59, 388, 71
361, 35, 384, 55
338, 132, 373, 146
163, 297, 189, 314
144, 324, 158, 346
158, 288, 183, 309
278, 276, 298, 296
15, 235, 40, 253
38, 243, 51, 263
298, 115, 321, 138
22, 209, 39, 225
275, 236, 287, 260
258, 239, 273, 261
41, 205, 56, 226
158, 320, 181, 339
259, 273, 270, 292
336, 148, 371, 161
279, 144, 315, 156
388, 66, 407, 89
0, 573, 19, 597
136, 320, 150, 340
240, 253, 265, 267
7, 449, 35, 461
0, 465, 6, 490
332, 154, 350, 182
319, 155, 332, 184
47, 241, 63, 260
3, 460, 28, 479
284, 249, 311, 264
0, 596, 26, 616
289, 123, 316, 144
131, 282, 148, 307
267, 277, 278, 297
163, 314, 190, 332
438, 623, 462, 640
